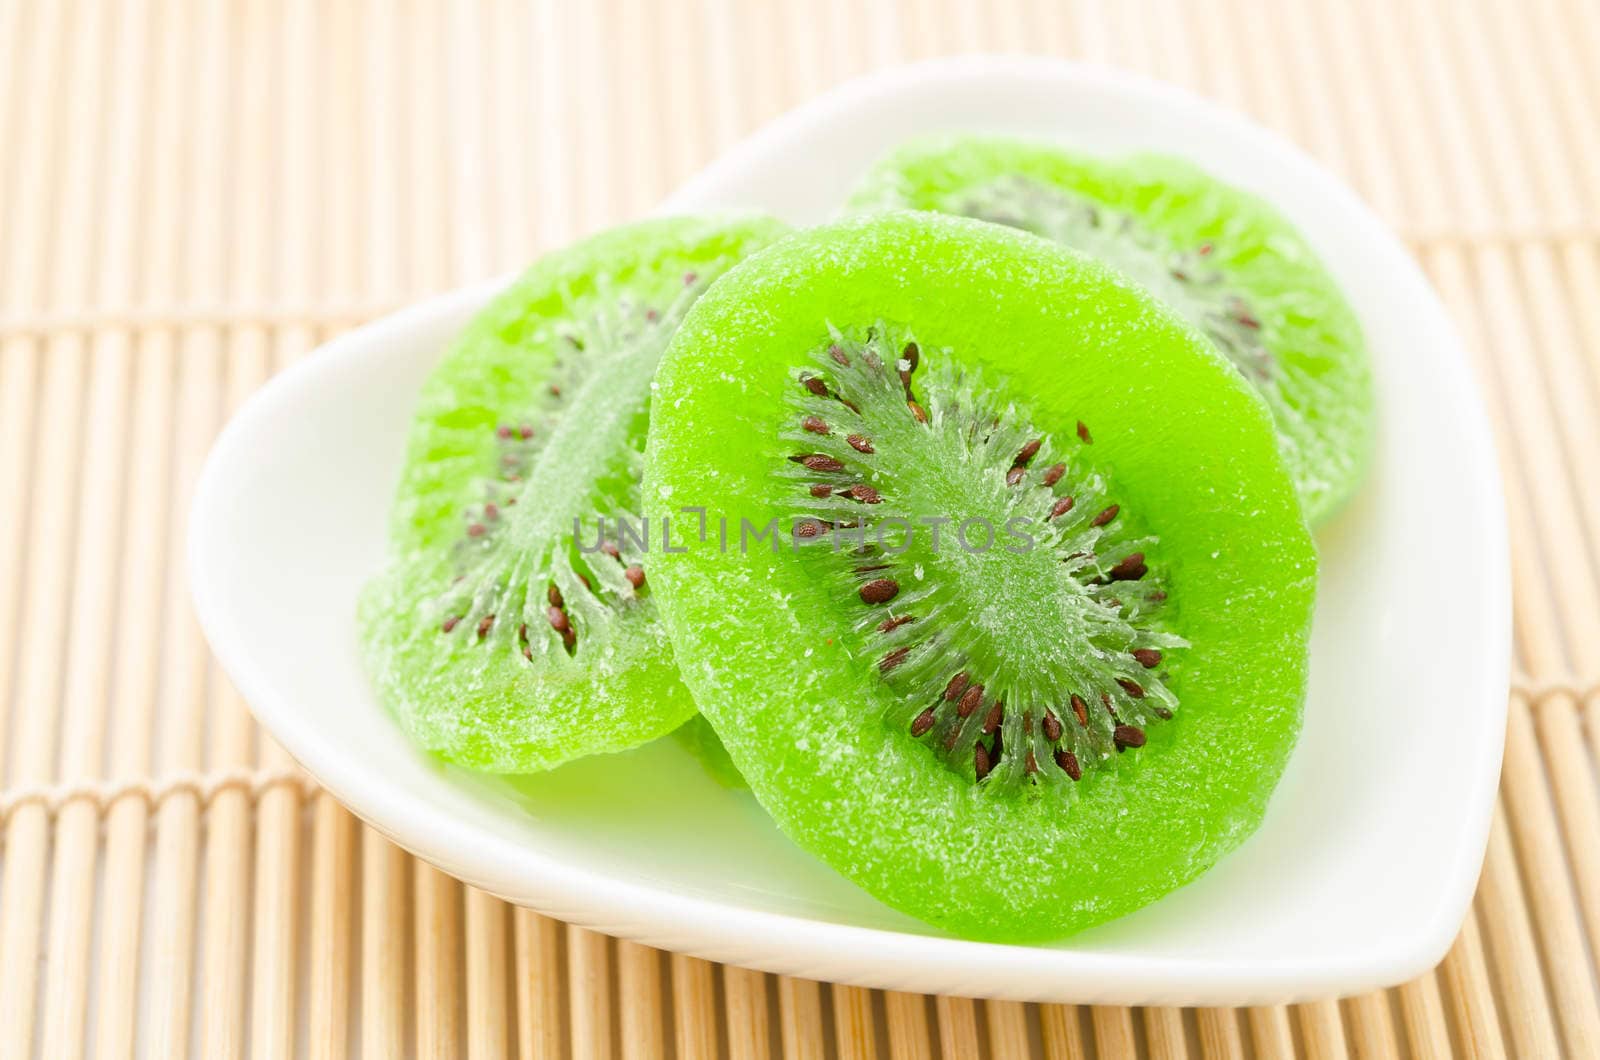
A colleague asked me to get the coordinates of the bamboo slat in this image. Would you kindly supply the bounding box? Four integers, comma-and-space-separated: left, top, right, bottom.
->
37, 2, 132, 1055
671, 953, 720, 1060
985, 1001, 1031, 1058
936, 997, 983, 1058
616, 941, 664, 1060
780, 978, 828, 1060
2, 1, 1599, 1057
1143, 1006, 1190, 1060
882, 992, 932, 1060
831, 985, 878, 1060
567, 926, 613, 1059
725, 965, 773, 1060
1041, 1004, 1087, 1060
1195, 1009, 1243, 1060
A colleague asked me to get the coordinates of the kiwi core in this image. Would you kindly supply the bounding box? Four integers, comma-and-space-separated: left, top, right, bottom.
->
781, 326, 1185, 793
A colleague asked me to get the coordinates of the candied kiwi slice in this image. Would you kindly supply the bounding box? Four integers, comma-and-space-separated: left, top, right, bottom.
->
645, 214, 1317, 941
359, 214, 786, 772
850, 136, 1374, 524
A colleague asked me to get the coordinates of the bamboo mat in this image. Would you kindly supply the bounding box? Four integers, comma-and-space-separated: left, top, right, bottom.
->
1, 0, 1598, 1056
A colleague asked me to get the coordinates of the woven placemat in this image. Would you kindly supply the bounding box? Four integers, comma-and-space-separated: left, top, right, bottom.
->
2, 0, 1598, 1056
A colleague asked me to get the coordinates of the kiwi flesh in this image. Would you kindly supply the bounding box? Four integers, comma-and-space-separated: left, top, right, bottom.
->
670, 715, 747, 789
644, 213, 1316, 941
360, 214, 785, 772
850, 136, 1373, 525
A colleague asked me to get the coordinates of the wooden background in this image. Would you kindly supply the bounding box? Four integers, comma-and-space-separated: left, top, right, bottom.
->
2, 0, 1598, 1056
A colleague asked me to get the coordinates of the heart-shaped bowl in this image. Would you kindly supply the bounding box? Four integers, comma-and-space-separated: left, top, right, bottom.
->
190, 56, 1507, 1004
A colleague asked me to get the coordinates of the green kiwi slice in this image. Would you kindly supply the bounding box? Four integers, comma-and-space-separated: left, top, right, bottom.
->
360, 214, 786, 772
644, 214, 1317, 941
849, 136, 1374, 525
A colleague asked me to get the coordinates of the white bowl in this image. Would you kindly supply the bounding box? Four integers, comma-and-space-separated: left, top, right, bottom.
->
189, 57, 1508, 1005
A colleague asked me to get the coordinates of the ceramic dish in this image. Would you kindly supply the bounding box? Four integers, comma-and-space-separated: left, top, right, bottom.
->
189, 57, 1508, 1004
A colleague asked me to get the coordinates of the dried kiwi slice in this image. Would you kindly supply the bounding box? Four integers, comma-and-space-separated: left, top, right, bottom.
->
361, 214, 785, 772
644, 214, 1316, 941
850, 136, 1373, 524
